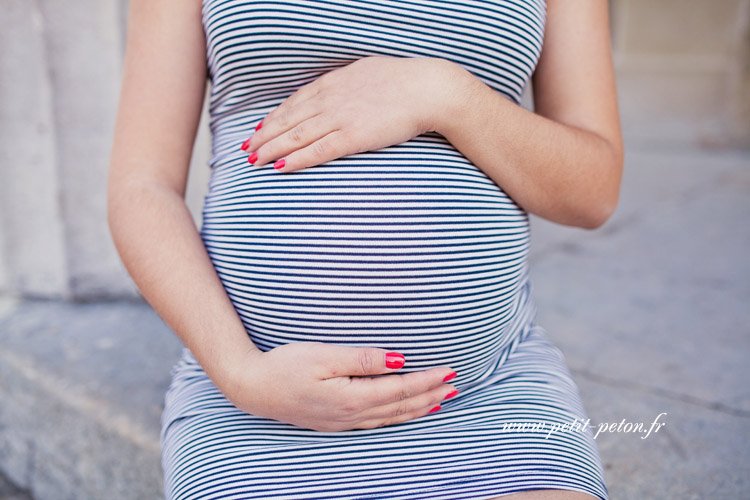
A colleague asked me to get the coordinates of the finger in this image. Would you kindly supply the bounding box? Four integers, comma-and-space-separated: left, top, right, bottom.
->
348, 366, 456, 407
357, 383, 458, 422
317, 345, 408, 378
252, 114, 335, 169
264, 80, 320, 124
354, 399, 447, 430
274, 129, 352, 173
247, 90, 321, 153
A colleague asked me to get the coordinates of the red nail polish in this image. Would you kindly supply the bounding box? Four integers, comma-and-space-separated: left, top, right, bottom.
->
248, 151, 258, 164
273, 158, 286, 170
240, 138, 251, 151
429, 405, 441, 414
255, 120, 263, 131
443, 390, 459, 401
385, 352, 405, 369
442, 372, 457, 383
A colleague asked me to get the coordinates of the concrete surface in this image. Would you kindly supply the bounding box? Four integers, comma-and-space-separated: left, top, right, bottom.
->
0, 299, 184, 500
0, 144, 748, 499
528, 146, 750, 498
0, 471, 31, 500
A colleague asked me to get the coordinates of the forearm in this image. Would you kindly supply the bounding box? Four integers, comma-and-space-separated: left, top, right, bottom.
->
434, 61, 623, 229
107, 179, 259, 390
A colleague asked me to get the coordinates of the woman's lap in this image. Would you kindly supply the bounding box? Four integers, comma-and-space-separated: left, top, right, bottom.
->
160, 326, 608, 500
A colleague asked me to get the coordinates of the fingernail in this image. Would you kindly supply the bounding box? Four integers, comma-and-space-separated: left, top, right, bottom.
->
442, 372, 457, 383
240, 138, 251, 151
443, 390, 459, 401
248, 151, 258, 164
273, 158, 286, 170
429, 405, 442, 414
255, 120, 263, 131
385, 352, 405, 369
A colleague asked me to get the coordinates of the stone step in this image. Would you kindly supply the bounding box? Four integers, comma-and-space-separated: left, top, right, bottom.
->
0, 297, 184, 500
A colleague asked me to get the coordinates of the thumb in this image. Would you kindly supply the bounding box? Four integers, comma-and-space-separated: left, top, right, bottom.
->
323, 345, 406, 377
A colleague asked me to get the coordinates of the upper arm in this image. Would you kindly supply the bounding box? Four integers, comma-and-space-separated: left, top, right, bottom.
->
109, 0, 207, 196
532, 0, 623, 162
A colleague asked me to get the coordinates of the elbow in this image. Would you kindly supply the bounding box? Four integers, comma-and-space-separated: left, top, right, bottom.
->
577, 170, 622, 230
550, 193, 619, 230
106, 168, 142, 242
577, 141, 624, 230
106, 174, 118, 237
570, 177, 622, 230
106, 172, 126, 239
106, 197, 122, 244
578, 195, 619, 230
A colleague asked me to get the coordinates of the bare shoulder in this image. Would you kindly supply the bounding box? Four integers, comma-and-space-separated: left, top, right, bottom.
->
109, 0, 207, 193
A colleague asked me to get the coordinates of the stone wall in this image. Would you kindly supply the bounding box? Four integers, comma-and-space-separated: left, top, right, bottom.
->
0, 0, 211, 301
0, 0, 748, 301
611, 0, 750, 149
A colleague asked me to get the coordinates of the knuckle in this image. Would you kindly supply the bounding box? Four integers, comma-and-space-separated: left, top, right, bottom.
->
339, 401, 361, 415
394, 401, 409, 417
394, 383, 412, 402
288, 124, 304, 143
311, 139, 328, 159
357, 350, 376, 374
278, 108, 292, 128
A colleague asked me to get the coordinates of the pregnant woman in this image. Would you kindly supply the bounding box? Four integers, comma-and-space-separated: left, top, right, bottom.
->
108, 0, 622, 499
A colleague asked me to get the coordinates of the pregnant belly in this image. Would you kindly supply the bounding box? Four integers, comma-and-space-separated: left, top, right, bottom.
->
201, 135, 531, 383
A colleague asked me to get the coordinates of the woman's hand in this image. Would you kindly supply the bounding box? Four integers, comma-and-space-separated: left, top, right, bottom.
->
240, 56, 458, 172
223, 341, 459, 432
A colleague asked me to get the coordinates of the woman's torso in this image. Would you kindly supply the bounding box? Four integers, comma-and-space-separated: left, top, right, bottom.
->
200, 0, 546, 386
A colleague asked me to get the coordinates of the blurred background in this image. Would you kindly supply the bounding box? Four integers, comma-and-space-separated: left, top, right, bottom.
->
0, 1, 748, 499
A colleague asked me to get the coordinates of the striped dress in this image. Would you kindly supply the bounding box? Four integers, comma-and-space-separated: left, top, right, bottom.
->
160, 1, 609, 499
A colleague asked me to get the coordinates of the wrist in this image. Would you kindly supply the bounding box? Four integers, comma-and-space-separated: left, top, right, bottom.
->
426, 58, 482, 136
214, 342, 265, 403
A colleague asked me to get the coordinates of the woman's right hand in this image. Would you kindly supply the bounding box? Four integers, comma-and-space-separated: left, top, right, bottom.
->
221, 342, 459, 432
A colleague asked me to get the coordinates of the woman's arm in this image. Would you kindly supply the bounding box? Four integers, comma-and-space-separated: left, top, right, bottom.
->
436, 0, 624, 229
107, 0, 257, 385
108, 0, 456, 431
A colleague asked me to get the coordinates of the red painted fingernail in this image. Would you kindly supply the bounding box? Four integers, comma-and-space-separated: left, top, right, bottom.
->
273, 158, 286, 170
429, 405, 442, 414
385, 352, 405, 369
240, 138, 251, 151
255, 120, 263, 131
443, 390, 459, 401
442, 372, 457, 383
248, 151, 258, 164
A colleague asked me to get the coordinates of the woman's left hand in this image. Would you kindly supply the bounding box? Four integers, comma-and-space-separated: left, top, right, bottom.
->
241, 56, 460, 172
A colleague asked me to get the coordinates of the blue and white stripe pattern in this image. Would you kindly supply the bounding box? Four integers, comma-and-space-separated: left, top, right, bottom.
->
160, 1, 608, 498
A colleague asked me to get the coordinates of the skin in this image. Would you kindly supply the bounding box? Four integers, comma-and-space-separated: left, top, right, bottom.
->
108, 0, 618, 498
